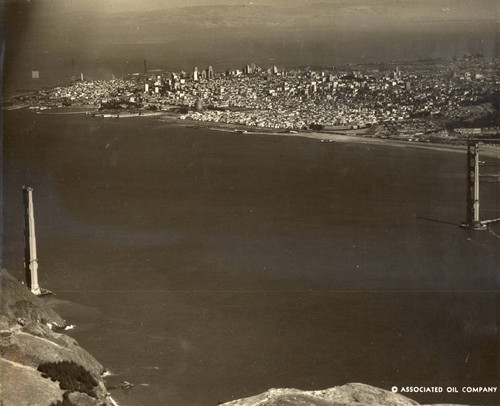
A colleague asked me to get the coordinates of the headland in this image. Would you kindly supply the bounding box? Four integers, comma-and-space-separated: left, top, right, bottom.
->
0, 269, 116, 406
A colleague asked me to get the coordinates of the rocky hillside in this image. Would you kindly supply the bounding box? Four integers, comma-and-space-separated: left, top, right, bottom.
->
219, 383, 465, 406
0, 269, 114, 406
0, 269, 472, 406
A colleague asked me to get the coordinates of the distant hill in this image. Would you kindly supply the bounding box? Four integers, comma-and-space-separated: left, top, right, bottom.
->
3, 0, 499, 89
5, 1, 499, 46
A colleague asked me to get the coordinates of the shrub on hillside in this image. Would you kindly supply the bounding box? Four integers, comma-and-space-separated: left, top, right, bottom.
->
38, 361, 97, 398
49, 391, 77, 406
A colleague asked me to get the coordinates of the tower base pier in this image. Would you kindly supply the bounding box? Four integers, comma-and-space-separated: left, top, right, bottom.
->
459, 221, 487, 231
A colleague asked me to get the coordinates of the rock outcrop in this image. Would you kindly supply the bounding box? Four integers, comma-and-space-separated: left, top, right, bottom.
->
219, 383, 468, 406
219, 383, 419, 406
0, 269, 114, 406
0, 269, 474, 406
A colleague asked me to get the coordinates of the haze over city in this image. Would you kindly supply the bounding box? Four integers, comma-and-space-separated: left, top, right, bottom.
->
2, 2, 500, 406
2, 0, 499, 90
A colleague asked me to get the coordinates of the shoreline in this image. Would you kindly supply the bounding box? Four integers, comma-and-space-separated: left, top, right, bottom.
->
4, 108, 500, 406
18, 106, 500, 159
159, 115, 500, 159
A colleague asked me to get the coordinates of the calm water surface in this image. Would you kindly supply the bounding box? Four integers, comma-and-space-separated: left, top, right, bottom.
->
2, 111, 499, 405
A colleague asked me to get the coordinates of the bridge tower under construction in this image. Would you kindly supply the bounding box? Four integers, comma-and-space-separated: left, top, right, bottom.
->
23, 186, 41, 295
460, 139, 500, 230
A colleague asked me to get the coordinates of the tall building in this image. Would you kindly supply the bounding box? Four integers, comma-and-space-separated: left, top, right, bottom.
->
193, 67, 199, 81
207, 66, 214, 79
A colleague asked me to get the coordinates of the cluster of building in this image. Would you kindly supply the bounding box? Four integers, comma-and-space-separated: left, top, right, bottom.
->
18, 55, 500, 138
47, 79, 140, 107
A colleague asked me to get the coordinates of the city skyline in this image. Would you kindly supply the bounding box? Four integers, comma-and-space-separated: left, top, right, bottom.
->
2, 2, 500, 405
2, 0, 499, 91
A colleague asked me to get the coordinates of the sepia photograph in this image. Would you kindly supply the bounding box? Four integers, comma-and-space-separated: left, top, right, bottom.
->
1, 1, 499, 405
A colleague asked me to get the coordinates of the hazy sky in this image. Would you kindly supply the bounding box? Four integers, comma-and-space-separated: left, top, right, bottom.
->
2, 0, 499, 89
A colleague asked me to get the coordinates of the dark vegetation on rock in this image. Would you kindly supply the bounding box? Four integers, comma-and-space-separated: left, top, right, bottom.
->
38, 361, 98, 398
0, 269, 475, 406
0, 269, 113, 406
49, 391, 78, 406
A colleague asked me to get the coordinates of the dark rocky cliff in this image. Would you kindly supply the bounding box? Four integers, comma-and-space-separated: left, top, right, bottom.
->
0, 269, 114, 406
0, 269, 473, 406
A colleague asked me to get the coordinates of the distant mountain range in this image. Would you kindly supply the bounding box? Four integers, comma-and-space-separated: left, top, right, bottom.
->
5, 0, 499, 46
2, 0, 498, 89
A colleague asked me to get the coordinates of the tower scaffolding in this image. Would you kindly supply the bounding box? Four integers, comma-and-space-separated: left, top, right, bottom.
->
460, 139, 500, 230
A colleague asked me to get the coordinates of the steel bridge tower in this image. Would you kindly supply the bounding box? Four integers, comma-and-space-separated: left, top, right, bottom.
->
460, 139, 500, 230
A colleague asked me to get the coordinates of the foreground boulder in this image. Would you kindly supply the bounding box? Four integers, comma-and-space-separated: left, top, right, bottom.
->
0, 269, 113, 406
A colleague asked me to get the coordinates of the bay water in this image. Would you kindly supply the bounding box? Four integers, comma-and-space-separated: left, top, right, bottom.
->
2, 110, 499, 405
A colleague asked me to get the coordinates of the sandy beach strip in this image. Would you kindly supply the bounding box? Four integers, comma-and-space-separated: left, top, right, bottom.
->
26, 107, 500, 159
158, 115, 500, 159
